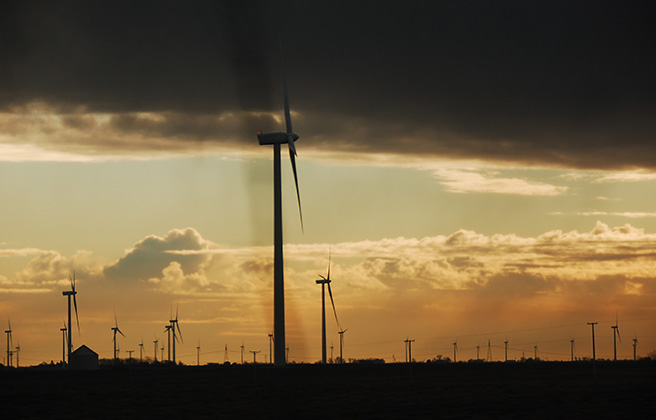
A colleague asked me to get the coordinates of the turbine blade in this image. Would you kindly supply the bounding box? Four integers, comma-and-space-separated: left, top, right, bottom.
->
176, 322, 183, 343
617, 328, 622, 343
327, 283, 341, 331
118, 328, 125, 338
288, 143, 303, 232
175, 304, 179, 322
73, 295, 80, 333
279, 36, 292, 134
327, 248, 331, 281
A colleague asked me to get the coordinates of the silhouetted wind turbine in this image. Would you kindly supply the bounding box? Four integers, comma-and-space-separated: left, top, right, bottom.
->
316, 251, 342, 364
504, 339, 508, 362
111, 314, 125, 364
611, 314, 621, 361
257, 37, 303, 366
169, 307, 183, 364
240, 341, 245, 364
338, 329, 348, 364
452, 340, 458, 363
633, 335, 638, 361
570, 337, 575, 361
153, 338, 159, 362
15, 341, 20, 368
534, 344, 539, 360
62, 272, 80, 365
139, 339, 144, 363
60, 322, 68, 365
5, 320, 13, 367
196, 340, 201, 366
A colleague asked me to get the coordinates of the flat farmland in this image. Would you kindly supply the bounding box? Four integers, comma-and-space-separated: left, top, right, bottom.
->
2, 361, 655, 419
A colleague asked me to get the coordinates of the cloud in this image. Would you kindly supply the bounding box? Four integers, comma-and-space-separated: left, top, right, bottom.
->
574, 212, 656, 218
103, 228, 212, 283
431, 168, 568, 196
1, 2, 654, 170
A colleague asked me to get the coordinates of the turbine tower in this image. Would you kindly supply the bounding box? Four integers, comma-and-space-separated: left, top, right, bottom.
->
165, 325, 172, 362
62, 272, 80, 365
452, 340, 457, 363
316, 251, 342, 364
257, 37, 303, 366
196, 340, 201, 366
139, 339, 144, 363
111, 314, 125, 364
153, 338, 158, 362
611, 314, 621, 361
504, 339, 508, 362
587, 322, 598, 361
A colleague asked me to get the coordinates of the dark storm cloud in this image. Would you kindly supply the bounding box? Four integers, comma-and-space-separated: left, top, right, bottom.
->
2, 1, 655, 169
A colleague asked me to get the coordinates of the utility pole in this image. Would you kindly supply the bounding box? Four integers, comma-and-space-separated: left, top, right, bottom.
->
587, 322, 598, 361
250, 350, 261, 364
476, 345, 480, 361
534, 345, 538, 360
486, 339, 492, 361
224, 344, 229, 363
127, 350, 134, 361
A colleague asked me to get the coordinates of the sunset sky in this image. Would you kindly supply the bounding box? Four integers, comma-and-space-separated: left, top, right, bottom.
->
1, 1, 656, 365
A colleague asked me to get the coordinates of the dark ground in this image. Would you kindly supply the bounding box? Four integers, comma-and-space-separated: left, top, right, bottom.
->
2, 361, 655, 419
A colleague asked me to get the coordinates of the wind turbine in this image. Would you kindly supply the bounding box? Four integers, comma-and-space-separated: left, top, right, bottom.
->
452, 340, 457, 363
588, 322, 598, 361
62, 272, 80, 365
504, 339, 508, 362
15, 341, 20, 368
633, 335, 638, 361
316, 251, 342, 364
60, 322, 68, 365
570, 337, 575, 361
611, 314, 621, 361
153, 338, 159, 362
534, 344, 539, 360
169, 307, 183, 364
338, 329, 348, 364
196, 340, 201, 367
139, 339, 144, 363
257, 37, 303, 366
111, 314, 125, 364
5, 320, 13, 367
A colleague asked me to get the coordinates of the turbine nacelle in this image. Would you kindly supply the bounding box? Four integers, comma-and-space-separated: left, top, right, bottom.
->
257, 131, 299, 146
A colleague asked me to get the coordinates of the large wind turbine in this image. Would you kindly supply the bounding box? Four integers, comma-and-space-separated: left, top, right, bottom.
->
316, 251, 342, 364
62, 272, 80, 365
111, 314, 125, 364
257, 38, 303, 366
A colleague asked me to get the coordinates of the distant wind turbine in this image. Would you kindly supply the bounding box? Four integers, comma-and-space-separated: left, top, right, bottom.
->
111, 314, 125, 364
196, 340, 201, 367
62, 272, 80, 365
588, 322, 598, 361
139, 339, 144, 363
504, 339, 508, 362
633, 335, 638, 361
611, 313, 621, 361
60, 322, 68, 366
165, 324, 172, 362
452, 340, 458, 363
338, 329, 348, 364
5, 320, 13, 367
570, 337, 575, 361
153, 338, 159, 362
316, 250, 342, 364
15, 341, 20, 368
169, 307, 183, 364
257, 36, 303, 366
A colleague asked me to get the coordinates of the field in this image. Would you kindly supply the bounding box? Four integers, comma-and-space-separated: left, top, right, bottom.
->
2, 361, 655, 419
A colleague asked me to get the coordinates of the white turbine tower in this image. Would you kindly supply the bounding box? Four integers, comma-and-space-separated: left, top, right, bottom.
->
257, 37, 303, 366
111, 314, 125, 364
